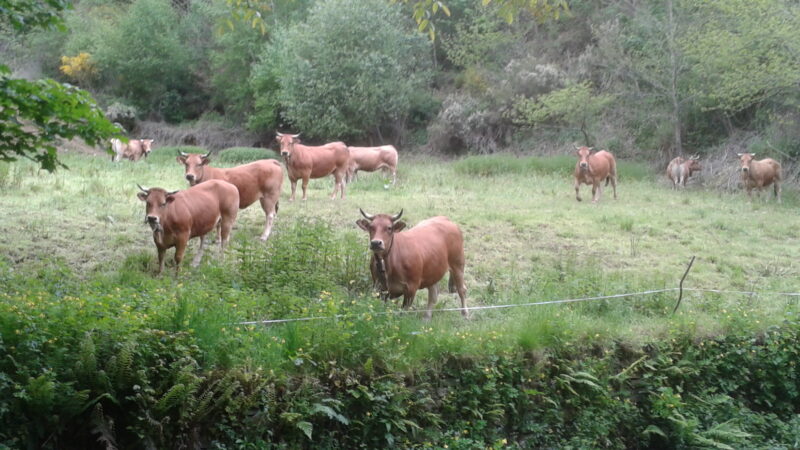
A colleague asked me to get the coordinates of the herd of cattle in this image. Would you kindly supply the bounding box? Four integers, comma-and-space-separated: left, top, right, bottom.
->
119, 135, 784, 319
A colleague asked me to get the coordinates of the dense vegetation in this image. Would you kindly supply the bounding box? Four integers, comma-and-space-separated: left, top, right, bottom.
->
3, 0, 800, 447
4, 0, 800, 161
1, 149, 800, 447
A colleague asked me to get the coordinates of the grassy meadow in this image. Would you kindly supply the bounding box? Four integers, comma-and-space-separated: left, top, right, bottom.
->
2, 146, 800, 447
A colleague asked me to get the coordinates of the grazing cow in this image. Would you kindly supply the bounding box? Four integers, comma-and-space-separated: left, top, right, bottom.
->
276, 132, 349, 201
573, 145, 617, 203
738, 152, 782, 202
666, 155, 702, 189
346, 145, 399, 184
177, 151, 283, 241
356, 209, 469, 320
137, 180, 239, 275
111, 138, 154, 162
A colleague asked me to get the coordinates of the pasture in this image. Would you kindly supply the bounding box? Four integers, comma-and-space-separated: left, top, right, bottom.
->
1, 147, 800, 447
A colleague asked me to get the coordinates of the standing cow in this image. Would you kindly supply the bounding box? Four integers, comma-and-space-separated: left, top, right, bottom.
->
177, 151, 283, 241
111, 138, 154, 162
276, 132, 349, 201
738, 152, 782, 202
574, 145, 617, 203
356, 209, 469, 320
137, 180, 239, 275
666, 155, 702, 189
346, 145, 399, 184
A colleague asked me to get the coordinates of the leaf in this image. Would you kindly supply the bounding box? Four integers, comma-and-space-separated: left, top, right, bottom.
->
642, 424, 667, 438
296, 421, 313, 440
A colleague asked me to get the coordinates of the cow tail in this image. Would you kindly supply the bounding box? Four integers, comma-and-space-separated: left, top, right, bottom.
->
275, 200, 279, 214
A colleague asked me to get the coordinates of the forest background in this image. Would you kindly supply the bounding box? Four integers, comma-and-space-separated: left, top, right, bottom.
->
4, 0, 800, 166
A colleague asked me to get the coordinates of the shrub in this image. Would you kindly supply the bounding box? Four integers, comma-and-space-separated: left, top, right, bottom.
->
255, 0, 432, 140
216, 147, 279, 165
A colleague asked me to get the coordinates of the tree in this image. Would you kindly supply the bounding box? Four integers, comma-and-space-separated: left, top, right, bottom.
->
254, 0, 432, 141
512, 81, 613, 145
0, 0, 118, 171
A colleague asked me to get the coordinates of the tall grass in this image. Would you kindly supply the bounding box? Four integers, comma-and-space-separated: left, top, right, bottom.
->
453, 154, 650, 180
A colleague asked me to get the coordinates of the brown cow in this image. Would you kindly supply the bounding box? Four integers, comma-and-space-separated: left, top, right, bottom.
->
574, 145, 617, 203
738, 152, 782, 202
276, 132, 349, 201
137, 180, 239, 275
112, 138, 154, 162
666, 155, 702, 189
356, 209, 469, 320
346, 145, 399, 184
177, 151, 283, 241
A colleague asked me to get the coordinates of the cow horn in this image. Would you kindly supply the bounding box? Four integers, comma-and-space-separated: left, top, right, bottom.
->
391, 209, 404, 222
178, 150, 188, 157
573, 144, 580, 150
167, 190, 179, 196
737, 153, 743, 157
292, 133, 301, 138
203, 151, 212, 159
359, 208, 375, 221
276, 131, 284, 137
136, 184, 149, 193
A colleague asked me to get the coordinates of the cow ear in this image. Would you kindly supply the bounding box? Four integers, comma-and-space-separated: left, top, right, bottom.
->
165, 195, 177, 204
137, 192, 148, 202
177, 155, 187, 165
356, 219, 370, 231
201, 156, 211, 165
392, 221, 406, 232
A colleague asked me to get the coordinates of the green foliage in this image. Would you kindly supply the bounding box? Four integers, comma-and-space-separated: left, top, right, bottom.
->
255, 0, 432, 139
216, 147, 279, 164
453, 154, 650, 180
0, 66, 119, 171
681, 0, 800, 114
0, 0, 119, 171
91, 0, 196, 119
513, 81, 615, 145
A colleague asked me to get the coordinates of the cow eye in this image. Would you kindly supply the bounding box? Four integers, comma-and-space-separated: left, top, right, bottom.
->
160, 202, 167, 207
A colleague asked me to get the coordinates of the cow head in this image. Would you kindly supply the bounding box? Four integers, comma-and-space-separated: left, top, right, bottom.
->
137, 184, 178, 233
356, 208, 405, 255
276, 132, 301, 158
737, 152, 755, 174
685, 155, 702, 173
141, 139, 154, 158
575, 145, 594, 172
176, 151, 211, 185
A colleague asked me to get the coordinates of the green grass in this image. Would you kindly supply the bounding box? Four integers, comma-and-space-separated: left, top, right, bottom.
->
2, 149, 800, 446
2, 148, 798, 365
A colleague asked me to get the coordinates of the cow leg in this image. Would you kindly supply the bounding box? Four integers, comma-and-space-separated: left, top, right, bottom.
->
331, 172, 345, 200
424, 284, 439, 321
173, 239, 188, 275
258, 197, 277, 241
611, 176, 617, 199
447, 277, 467, 320
402, 283, 419, 310
575, 181, 582, 202
219, 215, 234, 257
156, 247, 166, 275
191, 235, 206, 267
591, 183, 601, 203
289, 178, 298, 202
775, 182, 781, 203
301, 178, 309, 201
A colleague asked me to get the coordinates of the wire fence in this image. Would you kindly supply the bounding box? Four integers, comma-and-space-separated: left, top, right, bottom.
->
237, 285, 800, 327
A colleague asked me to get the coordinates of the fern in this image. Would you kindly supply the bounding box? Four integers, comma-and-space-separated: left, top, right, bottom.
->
90, 403, 118, 450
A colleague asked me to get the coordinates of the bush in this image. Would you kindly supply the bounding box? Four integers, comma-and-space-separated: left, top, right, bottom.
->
105, 101, 138, 133
255, 0, 432, 140
216, 147, 279, 165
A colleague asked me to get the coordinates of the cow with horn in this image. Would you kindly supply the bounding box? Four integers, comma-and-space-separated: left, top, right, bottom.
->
356, 209, 469, 320
137, 180, 239, 275
177, 150, 283, 241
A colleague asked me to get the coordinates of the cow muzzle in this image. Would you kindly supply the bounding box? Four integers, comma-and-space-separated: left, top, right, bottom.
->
185, 174, 196, 184
741, 167, 749, 173
580, 162, 589, 170
146, 215, 162, 232
370, 239, 385, 251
